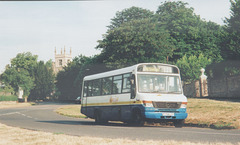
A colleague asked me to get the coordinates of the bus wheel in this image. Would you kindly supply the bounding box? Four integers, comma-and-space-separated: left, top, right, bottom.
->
173, 120, 185, 128
131, 110, 144, 126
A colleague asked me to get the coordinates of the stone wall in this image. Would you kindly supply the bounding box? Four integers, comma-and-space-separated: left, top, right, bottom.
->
183, 81, 200, 97
208, 75, 240, 98
183, 74, 240, 98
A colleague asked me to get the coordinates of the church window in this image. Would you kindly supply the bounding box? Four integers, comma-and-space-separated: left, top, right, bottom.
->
59, 59, 63, 66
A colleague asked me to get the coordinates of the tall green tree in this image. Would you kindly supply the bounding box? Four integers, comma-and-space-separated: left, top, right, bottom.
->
155, 1, 223, 62
108, 6, 154, 29
10, 52, 38, 75
1, 52, 55, 101
1, 67, 34, 97
223, 0, 240, 60
29, 61, 55, 101
56, 55, 108, 101
97, 18, 175, 69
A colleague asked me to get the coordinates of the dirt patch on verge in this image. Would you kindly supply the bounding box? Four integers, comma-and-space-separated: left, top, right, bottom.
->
0, 101, 31, 109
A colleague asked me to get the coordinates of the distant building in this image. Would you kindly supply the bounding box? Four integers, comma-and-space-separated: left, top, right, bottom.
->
53, 47, 72, 74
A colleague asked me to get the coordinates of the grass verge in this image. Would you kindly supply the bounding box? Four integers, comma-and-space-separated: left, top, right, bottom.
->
55, 105, 86, 118
185, 98, 240, 129
56, 98, 240, 129
0, 101, 32, 109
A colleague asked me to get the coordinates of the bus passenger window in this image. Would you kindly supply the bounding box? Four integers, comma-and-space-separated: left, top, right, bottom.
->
92, 79, 101, 96
113, 75, 122, 94
83, 82, 88, 97
122, 73, 131, 93
88, 81, 93, 96
102, 77, 112, 95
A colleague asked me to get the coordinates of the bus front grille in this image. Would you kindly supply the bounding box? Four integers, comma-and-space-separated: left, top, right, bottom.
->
152, 102, 181, 109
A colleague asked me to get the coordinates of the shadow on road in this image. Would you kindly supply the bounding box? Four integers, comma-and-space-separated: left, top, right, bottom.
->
37, 120, 95, 125
37, 120, 174, 128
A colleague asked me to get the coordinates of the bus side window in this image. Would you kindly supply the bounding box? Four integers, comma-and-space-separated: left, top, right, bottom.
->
88, 81, 93, 97
92, 79, 101, 96
130, 74, 136, 99
113, 75, 123, 94
122, 73, 131, 93
102, 77, 112, 95
83, 81, 88, 97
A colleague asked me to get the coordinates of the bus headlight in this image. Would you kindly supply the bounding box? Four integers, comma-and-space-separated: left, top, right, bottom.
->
180, 102, 187, 108
143, 101, 153, 107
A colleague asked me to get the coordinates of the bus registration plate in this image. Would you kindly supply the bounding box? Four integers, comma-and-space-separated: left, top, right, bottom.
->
162, 113, 174, 116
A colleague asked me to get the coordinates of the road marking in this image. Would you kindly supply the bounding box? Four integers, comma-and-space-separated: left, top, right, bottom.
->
0, 112, 19, 116
0, 112, 38, 120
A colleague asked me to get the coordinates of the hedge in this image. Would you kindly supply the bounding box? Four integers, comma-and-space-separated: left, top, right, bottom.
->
0, 95, 18, 101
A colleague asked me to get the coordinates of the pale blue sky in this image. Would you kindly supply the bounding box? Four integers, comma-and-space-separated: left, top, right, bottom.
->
0, 0, 231, 73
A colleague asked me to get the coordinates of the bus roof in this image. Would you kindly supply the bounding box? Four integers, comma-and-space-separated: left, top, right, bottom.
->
83, 63, 179, 81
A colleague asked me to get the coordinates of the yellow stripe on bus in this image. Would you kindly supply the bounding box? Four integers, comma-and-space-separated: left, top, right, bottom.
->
82, 100, 142, 107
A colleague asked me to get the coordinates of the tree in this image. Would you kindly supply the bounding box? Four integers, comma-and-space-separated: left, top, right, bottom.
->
155, 1, 223, 62
10, 52, 38, 75
108, 6, 154, 30
223, 0, 240, 60
0, 52, 55, 101
0, 85, 14, 96
176, 54, 212, 82
29, 61, 55, 101
97, 18, 175, 69
0, 67, 34, 97
56, 55, 109, 101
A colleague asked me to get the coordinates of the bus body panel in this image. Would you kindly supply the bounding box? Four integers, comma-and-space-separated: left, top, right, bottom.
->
81, 93, 135, 121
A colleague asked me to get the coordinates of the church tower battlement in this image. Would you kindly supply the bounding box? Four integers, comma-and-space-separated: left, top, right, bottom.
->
53, 46, 72, 74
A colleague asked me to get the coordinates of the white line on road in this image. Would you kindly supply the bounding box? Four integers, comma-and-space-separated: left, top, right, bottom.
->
0, 112, 38, 120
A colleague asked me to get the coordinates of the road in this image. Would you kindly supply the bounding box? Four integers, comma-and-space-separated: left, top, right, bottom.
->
0, 103, 240, 144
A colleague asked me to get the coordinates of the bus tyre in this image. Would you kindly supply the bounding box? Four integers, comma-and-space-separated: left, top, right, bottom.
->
173, 120, 185, 128
131, 110, 144, 126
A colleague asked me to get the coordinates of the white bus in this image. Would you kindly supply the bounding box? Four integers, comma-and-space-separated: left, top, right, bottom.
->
81, 63, 188, 127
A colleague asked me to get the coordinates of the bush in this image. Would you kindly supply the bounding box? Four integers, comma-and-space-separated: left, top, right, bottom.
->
176, 54, 212, 82
0, 95, 18, 101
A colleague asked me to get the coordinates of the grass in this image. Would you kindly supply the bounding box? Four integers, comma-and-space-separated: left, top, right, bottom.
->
56, 98, 240, 129
55, 105, 86, 118
186, 98, 240, 129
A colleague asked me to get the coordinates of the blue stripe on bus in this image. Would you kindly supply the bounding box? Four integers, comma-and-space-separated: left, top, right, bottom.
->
82, 105, 187, 121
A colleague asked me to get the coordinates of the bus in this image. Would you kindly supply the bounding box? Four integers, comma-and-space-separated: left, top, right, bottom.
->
81, 63, 188, 127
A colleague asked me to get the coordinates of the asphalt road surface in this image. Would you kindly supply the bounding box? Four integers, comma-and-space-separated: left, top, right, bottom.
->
0, 103, 240, 144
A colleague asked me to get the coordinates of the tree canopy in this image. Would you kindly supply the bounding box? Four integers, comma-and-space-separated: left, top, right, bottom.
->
1, 52, 55, 101
155, 1, 223, 62
56, 55, 109, 101
223, 0, 240, 60
29, 61, 55, 101
108, 6, 154, 30
97, 18, 175, 68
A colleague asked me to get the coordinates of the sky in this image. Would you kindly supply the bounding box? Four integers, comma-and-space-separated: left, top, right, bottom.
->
0, 0, 231, 73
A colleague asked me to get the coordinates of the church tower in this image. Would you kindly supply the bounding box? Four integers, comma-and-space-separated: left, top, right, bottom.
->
53, 46, 72, 74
